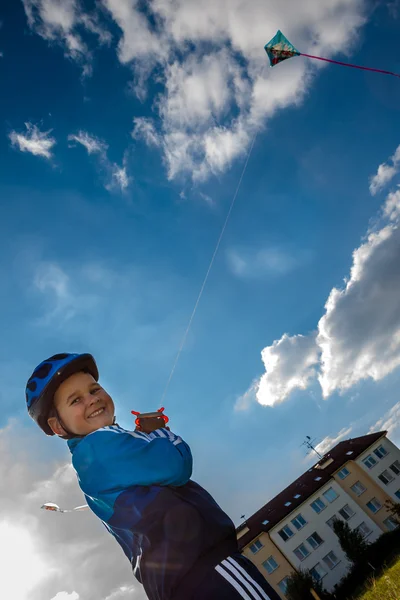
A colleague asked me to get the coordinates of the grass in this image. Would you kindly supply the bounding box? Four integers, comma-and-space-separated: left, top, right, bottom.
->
354, 555, 400, 600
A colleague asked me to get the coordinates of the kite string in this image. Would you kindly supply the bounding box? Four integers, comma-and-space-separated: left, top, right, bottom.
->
160, 124, 262, 404
301, 53, 400, 79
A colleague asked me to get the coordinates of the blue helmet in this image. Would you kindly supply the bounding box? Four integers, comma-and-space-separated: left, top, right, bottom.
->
26, 353, 99, 435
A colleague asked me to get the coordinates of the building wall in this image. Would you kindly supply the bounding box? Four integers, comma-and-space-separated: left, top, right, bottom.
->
333, 459, 394, 531
241, 532, 294, 599
269, 479, 381, 592
357, 437, 400, 502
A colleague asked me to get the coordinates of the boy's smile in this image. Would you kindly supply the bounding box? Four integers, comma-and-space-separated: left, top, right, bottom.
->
48, 371, 115, 437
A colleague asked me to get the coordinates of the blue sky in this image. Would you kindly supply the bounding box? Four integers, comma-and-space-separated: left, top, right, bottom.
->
1, 1, 400, 599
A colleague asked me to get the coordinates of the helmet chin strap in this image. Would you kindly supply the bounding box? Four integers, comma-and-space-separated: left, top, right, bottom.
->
55, 409, 117, 440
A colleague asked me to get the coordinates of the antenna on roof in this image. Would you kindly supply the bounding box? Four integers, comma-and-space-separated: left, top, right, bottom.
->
301, 435, 323, 459
240, 514, 246, 521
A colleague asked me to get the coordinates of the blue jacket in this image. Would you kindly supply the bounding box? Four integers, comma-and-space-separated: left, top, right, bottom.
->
68, 425, 238, 600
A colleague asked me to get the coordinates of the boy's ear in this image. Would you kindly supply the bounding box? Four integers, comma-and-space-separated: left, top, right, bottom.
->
47, 416, 68, 437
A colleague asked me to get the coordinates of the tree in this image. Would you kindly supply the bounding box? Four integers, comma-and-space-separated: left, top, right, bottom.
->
332, 518, 369, 564
286, 569, 330, 600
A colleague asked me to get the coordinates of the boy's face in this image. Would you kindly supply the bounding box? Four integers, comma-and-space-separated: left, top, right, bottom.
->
48, 371, 115, 437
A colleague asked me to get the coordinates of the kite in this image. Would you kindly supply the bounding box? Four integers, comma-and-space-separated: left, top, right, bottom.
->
265, 30, 400, 79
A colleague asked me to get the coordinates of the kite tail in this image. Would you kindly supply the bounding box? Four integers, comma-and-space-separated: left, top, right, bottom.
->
301, 53, 400, 79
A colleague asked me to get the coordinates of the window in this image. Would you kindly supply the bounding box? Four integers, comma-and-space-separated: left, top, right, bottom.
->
310, 563, 327, 582
263, 556, 278, 574
307, 532, 324, 549
278, 577, 289, 595
294, 494, 301, 499
294, 543, 310, 561
366, 498, 382, 514
314, 476, 322, 481
363, 454, 377, 469
311, 498, 326, 514
395, 489, 400, 500
323, 551, 340, 569
383, 517, 399, 532
326, 516, 338, 530
338, 467, 350, 480
249, 539, 263, 554
291, 514, 307, 531
262, 520, 269, 525
278, 525, 294, 542
390, 461, 400, 475
346, 451, 354, 456
284, 502, 292, 507
323, 487, 339, 503
338, 504, 355, 521
356, 522, 372, 538
351, 481, 366, 496
378, 470, 395, 485
374, 445, 388, 459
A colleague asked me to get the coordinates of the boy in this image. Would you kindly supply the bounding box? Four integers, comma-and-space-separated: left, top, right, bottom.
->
26, 353, 280, 600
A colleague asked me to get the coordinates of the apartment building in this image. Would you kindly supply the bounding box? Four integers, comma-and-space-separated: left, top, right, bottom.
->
237, 431, 400, 599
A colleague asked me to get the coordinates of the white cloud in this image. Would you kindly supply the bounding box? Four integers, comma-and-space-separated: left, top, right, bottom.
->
22, 0, 110, 75
317, 223, 400, 397
369, 144, 400, 195
68, 130, 131, 193
9, 123, 56, 159
369, 401, 400, 445
234, 380, 259, 412
110, 163, 130, 192
0, 419, 146, 600
68, 131, 108, 155
257, 333, 320, 407
104, 0, 367, 181
383, 188, 400, 221
132, 117, 161, 148
314, 427, 353, 456
226, 246, 300, 279
242, 146, 400, 409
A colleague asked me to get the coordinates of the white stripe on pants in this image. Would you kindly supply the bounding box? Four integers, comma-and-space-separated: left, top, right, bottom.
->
215, 556, 273, 600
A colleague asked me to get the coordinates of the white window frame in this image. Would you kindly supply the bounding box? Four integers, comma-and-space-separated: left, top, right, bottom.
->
307, 532, 324, 550
351, 481, 366, 496
263, 555, 279, 574
338, 467, 350, 480
278, 577, 289, 595
390, 460, 400, 476
249, 538, 263, 554
338, 504, 355, 521
278, 525, 294, 542
311, 497, 326, 514
323, 551, 340, 570
291, 514, 307, 531
383, 517, 399, 531
374, 444, 388, 459
363, 454, 378, 469
378, 470, 395, 485
366, 498, 382, 514
326, 516, 338, 530
310, 562, 327, 582
323, 487, 339, 503
294, 543, 310, 561
356, 521, 372, 539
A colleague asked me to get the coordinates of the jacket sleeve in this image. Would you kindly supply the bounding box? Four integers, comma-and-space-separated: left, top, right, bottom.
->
75, 427, 193, 494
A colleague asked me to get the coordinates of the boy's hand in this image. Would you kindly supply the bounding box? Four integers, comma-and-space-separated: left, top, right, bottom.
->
135, 416, 170, 434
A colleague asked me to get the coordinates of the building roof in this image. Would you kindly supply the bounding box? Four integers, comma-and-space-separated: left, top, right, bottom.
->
237, 431, 386, 550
